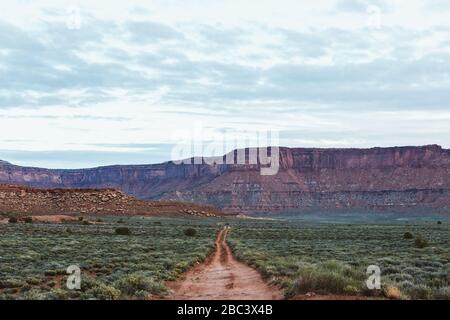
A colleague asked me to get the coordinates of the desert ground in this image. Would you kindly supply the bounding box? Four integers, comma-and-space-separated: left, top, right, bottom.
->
0, 213, 449, 300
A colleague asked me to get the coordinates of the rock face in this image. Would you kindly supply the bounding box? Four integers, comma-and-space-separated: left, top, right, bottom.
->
0, 185, 222, 217
2, 145, 450, 213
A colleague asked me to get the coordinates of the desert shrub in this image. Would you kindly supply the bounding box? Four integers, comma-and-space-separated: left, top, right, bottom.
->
344, 285, 360, 295
0, 279, 25, 289
85, 284, 121, 300
184, 228, 197, 237
44, 270, 57, 276
78, 216, 84, 221
115, 227, 131, 235
414, 235, 429, 248
80, 276, 101, 292
8, 217, 18, 223
320, 260, 363, 280
23, 217, 33, 223
20, 285, 33, 293
114, 273, 167, 297
156, 257, 176, 270
117, 219, 124, 223
22, 289, 48, 300
398, 280, 414, 290
285, 262, 363, 297
383, 266, 402, 275
434, 287, 450, 300
383, 286, 402, 299
437, 221, 442, 225
258, 264, 279, 278
96, 218, 103, 222
82, 220, 92, 225
26, 277, 42, 286
134, 290, 150, 300
391, 273, 414, 283
174, 261, 191, 274
403, 232, 414, 239
47, 288, 69, 300
408, 284, 432, 300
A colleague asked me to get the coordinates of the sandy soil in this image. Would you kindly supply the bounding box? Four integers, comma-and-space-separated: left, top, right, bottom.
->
168, 226, 283, 300
31, 215, 78, 223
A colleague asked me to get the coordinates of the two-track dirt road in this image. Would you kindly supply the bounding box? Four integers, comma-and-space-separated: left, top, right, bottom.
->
168, 226, 282, 300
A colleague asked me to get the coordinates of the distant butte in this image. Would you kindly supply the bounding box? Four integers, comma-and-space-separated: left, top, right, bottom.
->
2, 145, 450, 213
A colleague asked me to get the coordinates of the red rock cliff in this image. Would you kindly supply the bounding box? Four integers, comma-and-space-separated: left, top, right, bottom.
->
1, 145, 450, 213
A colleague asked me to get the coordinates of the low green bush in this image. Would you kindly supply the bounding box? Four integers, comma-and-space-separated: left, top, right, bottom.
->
85, 284, 121, 300
114, 273, 166, 297
115, 227, 131, 235
285, 261, 363, 297
0, 279, 25, 289
414, 235, 429, 249
22, 289, 47, 300
408, 284, 432, 300
434, 286, 450, 300
26, 277, 42, 286
184, 228, 197, 237
47, 288, 69, 300
403, 232, 413, 239
343, 285, 360, 295
8, 217, 18, 223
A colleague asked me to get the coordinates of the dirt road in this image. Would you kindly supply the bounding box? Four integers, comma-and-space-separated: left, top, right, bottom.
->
168, 226, 282, 300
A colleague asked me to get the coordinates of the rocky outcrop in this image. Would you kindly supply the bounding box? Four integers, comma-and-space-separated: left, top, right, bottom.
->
2, 145, 450, 213
0, 185, 222, 217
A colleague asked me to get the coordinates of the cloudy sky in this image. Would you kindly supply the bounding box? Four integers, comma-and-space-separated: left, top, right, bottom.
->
1, 0, 450, 168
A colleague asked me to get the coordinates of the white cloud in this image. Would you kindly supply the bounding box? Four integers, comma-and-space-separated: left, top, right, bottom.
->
1, 0, 450, 167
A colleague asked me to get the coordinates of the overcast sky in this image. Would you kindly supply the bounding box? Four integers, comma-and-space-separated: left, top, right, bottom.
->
1, 0, 450, 168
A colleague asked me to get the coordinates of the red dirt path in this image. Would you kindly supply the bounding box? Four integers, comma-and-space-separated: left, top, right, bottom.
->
168, 227, 283, 300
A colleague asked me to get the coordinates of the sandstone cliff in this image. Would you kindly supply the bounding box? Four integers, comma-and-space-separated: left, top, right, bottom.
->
1, 145, 450, 213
